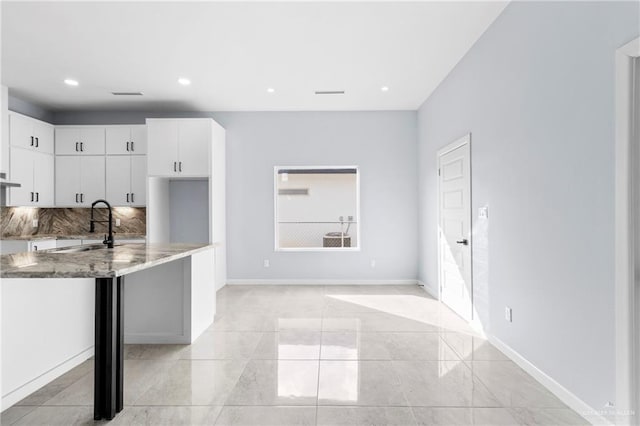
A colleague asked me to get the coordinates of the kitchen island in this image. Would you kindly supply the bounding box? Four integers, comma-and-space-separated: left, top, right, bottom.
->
1, 242, 217, 420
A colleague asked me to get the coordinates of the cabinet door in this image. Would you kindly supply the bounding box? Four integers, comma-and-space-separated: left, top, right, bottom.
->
106, 126, 132, 155
130, 125, 147, 154
9, 114, 34, 150
130, 155, 147, 205
147, 120, 179, 176
33, 152, 54, 206
106, 156, 131, 206
80, 156, 106, 206
80, 128, 105, 155
33, 121, 54, 154
178, 120, 210, 176
55, 128, 82, 155
9, 148, 34, 206
55, 156, 81, 206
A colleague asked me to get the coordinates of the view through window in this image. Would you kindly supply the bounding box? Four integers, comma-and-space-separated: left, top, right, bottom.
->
275, 166, 359, 250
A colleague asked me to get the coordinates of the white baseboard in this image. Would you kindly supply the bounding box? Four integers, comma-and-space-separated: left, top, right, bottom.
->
417, 280, 439, 299
1, 347, 94, 411
488, 335, 612, 426
125, 333, 190, 344
226, 279, 419, 286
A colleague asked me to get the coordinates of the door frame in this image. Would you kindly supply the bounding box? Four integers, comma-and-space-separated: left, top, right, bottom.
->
436, 133, 473, 320
615, 37, 640, 426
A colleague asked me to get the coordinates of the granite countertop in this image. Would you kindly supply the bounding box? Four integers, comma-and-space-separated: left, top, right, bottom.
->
1, 233, 147, 241
1, 243, 212, 279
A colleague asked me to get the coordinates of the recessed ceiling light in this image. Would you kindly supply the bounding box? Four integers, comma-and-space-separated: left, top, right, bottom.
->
64, 79, 79, 86
267, 87, 275, 93
381, 86, 389, 92
178, 78, 191, 86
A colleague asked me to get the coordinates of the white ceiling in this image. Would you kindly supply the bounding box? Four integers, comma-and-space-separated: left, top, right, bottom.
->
1, 1, 508, 112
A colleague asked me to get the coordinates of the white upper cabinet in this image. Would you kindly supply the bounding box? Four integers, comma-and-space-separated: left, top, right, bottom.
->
9, 112, 54, 154
106, 155, 146, 206
55, 127, 105, 155
106, 125, 147, 155
147, 119, 210, 177
55, 155, 105, 206
178, 120, 210, 176
10, 147, 54, 206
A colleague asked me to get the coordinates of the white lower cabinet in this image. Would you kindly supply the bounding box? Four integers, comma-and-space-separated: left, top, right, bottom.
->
55, 240, 82, 249
55, 156, 106, 206
28, 239, 56, 252
106, 156, 146, 206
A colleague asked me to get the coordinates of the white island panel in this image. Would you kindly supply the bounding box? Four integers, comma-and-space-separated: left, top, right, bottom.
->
1, 277, 94, 409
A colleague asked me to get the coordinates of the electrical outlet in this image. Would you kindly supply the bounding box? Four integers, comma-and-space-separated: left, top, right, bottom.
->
263, 259, 270, 268
32, 219, 38, 228
505, 306, 513, 322
115, 218, 121, 227
370, 259, 376, 268
479, 206, 489, 219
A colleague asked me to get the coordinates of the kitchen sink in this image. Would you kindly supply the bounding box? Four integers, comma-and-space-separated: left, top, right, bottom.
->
52, 244, 122, 254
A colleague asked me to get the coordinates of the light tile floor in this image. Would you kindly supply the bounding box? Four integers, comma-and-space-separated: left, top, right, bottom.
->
1, 285, 589, 425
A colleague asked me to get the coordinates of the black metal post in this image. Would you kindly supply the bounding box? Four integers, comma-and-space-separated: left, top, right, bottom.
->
94, 277, 124, 420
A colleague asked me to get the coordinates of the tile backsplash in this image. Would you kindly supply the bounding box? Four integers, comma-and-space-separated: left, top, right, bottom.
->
1, 207, 146, 238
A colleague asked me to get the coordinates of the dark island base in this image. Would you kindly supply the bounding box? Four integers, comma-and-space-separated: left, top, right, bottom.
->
94, 277, 124, 420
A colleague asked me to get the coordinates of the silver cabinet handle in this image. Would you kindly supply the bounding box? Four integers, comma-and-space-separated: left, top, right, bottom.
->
76, 142, 79, 152
35, 137, 39, 148
131, 193, 134, 203
80, 142, 84, 152
75, 193, 79, 203
179, 162, 182, 172
126, 142, 130, 152
35, 192, 39, 202
131, 141, 134, 151
30, 192, 34, 202
173, 161, 177, 172
80, 193, 84, 203
31, 136, 34, 147
126, 193, 130, 202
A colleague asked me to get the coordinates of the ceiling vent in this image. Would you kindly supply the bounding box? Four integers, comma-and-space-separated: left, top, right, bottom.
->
314, 90, 345, 95
111, 92, 143, 96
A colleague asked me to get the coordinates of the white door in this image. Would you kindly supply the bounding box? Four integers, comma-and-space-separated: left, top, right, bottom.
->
130, 125, 147, 154
9, 148, 34, 205
55, 156, 81, 206
80, 156, 106, 206
80, 128, 105, 155
438, 135, 472, 321
9, 114, 34, 151
33, 152, 54, 206
106, 126, 132, 155
32, 121, 54, 154
106, 156, 131, 206
178, 120, 210, 176
147, 120, 179, 176
130, 155, 147, 205
55, 128, 82, 155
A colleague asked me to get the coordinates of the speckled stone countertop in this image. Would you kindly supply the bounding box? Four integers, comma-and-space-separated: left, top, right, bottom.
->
1, 243, 212, 279
1, 233, 147, 241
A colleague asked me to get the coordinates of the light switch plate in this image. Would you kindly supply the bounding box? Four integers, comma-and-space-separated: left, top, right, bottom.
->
32, 219, 38, 228
263, 259, 270, 268
115, 218, 121, 227
505, 306, 513, 322
479, 206, 489, 219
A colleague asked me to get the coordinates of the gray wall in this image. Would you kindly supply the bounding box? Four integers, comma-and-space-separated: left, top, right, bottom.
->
8, 93, 54, 123
55, 110, 419, 281
417, 0, 638, 411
